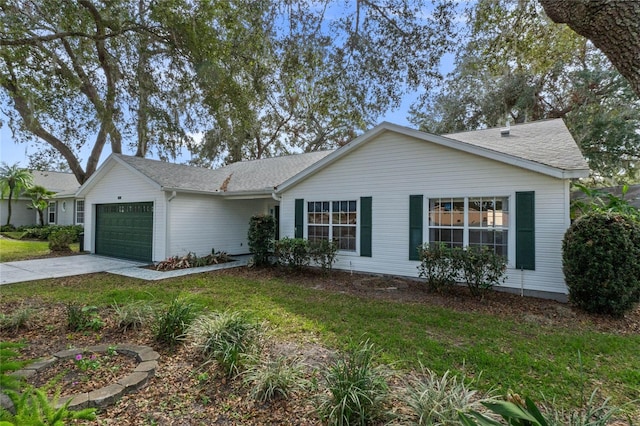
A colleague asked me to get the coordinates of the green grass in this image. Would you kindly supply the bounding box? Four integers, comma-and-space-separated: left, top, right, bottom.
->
0, 238, 79, 262
1, 271, 639, 418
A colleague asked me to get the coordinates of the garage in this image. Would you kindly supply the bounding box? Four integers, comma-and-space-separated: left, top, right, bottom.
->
95, 202, 153, 262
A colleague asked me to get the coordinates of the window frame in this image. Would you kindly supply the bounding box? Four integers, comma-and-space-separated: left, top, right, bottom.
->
75, 200, 85, 225
306, 199, 358, 253
48, 201, 56, 224
427, 195, 511, 261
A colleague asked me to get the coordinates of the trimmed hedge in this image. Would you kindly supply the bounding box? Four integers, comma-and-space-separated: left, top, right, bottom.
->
562, 212, 640, 316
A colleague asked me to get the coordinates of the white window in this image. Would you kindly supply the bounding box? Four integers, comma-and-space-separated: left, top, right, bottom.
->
75, 200, 85, 224
48, 201, 56, 224
429, 196, 509, 257
307, 200, 357, 251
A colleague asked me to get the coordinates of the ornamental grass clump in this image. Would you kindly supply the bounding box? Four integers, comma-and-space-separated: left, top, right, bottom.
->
402, 368, 484, 425
187, 311, 262, 377
316, 340, 389, 426
112, 300, 158, 332
243, 355, 309, 403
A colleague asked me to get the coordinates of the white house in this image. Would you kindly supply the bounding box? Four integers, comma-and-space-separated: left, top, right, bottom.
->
76, 119, 590, 298
0, 170, 82, 227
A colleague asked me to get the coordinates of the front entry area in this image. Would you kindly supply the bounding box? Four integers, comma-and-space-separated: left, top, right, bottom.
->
95, 202, 153, 262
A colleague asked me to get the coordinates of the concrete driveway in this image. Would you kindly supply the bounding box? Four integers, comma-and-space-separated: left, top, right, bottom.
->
0, 255, 147, 285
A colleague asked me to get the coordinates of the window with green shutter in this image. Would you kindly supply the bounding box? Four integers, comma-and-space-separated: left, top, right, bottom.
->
409, 195, 423, 260
515, 191, 535, 270
360, 197, 372, 257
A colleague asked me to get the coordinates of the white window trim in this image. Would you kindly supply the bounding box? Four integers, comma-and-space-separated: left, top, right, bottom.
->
306, 199, 359, 254
48, 201, 56, 224
426, 195, 513, 265
75, 200, 85, 225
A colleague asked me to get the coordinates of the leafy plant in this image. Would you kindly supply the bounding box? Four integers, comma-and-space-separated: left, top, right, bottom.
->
403, 368, 484, 425
154, 298, 201, 348
562, 212, 640, 316
0, 386, 96, 425
309, 239, 339, 274
187, 311, 261, 377
243, 356, 308, 403
0, 342, 27, 393
454, 246, 507, 297
154, 250, 231, 271
66, 304, 104, 332
48, 228, 75, 252
112, 300, 157, 332
459, 390, 625, 426
275, 238, 310, 269
316, 340, 389, 426
417, 243, 458, 292
247, 214, 276, 266
571, 183, 640, 222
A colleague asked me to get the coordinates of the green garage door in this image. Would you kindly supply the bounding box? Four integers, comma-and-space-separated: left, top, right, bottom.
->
95, 202, 153, 262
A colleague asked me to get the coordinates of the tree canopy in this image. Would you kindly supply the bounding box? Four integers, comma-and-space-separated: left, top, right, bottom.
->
410, 0, 640, 183
0, 0, 457, 177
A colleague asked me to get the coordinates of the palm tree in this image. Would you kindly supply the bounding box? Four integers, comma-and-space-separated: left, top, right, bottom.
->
24, 185, 55, 225
0, 163, 34, 226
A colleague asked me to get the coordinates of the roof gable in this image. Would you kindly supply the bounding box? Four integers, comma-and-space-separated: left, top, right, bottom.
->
77, 151, 333, 197
277, 120, 590, 192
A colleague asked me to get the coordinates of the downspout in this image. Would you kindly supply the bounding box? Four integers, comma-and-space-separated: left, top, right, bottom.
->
165, 191, 177, 264
271, 191, 281, 202
168, 191, 177, 202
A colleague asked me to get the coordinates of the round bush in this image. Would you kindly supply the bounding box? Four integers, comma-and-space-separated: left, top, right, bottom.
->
562, 212, 640, 316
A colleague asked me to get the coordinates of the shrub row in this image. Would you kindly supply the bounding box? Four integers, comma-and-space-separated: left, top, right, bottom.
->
275, 237, 339, 273
417, 243, 507, 297
7, 224, 84, 242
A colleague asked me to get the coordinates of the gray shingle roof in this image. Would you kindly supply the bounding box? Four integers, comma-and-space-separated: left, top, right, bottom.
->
115, 151, 333, 194
443, 119, 589, 171
30, 170, 80, 197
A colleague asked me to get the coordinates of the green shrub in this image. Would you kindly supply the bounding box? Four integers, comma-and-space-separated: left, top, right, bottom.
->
455, 246, 507, 297
276, 238, 310, 269
310, 239, 339, 273
154, 298, 201, 348
48, 228, 75, 252
417, 243, 458, 292
66, 304, 104, 331
0, 224, 16, 233
418, 244, 507, 296
562, 212, 640, 316
247, 214, 276, 266
17, 225, 83, 241
316, 340, 389, 426
243, 356, 308, 402
187, 311, 261, 377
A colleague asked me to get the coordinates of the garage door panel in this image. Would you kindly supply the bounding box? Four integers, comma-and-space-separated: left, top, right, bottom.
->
96, 202, 153, 262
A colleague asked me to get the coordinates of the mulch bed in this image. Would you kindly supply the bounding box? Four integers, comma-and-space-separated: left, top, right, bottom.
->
1, 267, 638, 425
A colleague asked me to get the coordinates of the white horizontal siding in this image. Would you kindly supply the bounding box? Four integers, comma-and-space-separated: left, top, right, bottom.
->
168, 195, 271, 257
83, 161, 167, 261
280, 131, 572, 295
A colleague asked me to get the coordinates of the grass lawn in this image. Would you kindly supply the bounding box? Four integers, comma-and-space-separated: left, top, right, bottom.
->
0, 236, 80, 262
1, 268, 639, 419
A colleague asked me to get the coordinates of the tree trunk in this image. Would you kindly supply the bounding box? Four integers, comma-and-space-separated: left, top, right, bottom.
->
5, 186, 14, 226
539, 0, 640, 97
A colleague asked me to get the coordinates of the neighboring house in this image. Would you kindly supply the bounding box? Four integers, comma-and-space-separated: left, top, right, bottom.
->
0, 170, 82, 227
77, 119, 590, 298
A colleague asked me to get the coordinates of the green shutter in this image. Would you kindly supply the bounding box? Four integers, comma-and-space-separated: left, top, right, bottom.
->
360, 197, 372, 257
516, 191, 535, 270
409, 195, 423, 260
294, 199, 304, 238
